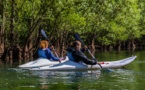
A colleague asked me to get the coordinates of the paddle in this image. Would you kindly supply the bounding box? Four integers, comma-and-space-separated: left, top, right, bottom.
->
41, 29, 51, 44
74, 34, 103, 69
41, 29, 60, 63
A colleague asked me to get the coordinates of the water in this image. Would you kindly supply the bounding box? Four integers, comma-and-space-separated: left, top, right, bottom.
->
0, 50, 145, 90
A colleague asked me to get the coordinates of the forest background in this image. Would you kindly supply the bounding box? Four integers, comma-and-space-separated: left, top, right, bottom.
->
0, 0, 145, 64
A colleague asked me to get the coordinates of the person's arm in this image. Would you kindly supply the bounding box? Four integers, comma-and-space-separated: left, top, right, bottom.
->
73, 51, 96, 65
49, 52, 60, 61
73, 50, 87, 62
46, 48, 59, 61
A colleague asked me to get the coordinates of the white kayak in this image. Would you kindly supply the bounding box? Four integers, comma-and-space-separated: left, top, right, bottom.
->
30, 56, 137, 71
18, 56, 69, 69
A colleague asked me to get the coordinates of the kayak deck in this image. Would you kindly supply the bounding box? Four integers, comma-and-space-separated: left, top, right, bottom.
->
30, 56, 137, 71
18, 57, 69, 69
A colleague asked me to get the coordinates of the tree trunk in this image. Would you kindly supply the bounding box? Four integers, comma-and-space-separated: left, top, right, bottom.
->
28, 39, 33, 60
0, 0, 5, 60
101, 44, 103, 52
108, 45, 113, 51
17, 45, 22, 64
122, 42, 126, 50
127, 41, 131, 50
9, 49, 13, 65
91, 35, 96, 55
60, 32, 63, 57
104, 45, 107, 52
117, 41, 121, 51
28, 19, 34, 61
10, 0, 15, 47
24, 45, 29, 62
131, 39, 136, 51
7, 0, 15, 64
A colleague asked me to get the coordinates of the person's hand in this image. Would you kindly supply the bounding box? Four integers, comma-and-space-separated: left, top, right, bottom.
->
84, 46, 88, 50
59, 57, 64, 61
50, 45, 54, 50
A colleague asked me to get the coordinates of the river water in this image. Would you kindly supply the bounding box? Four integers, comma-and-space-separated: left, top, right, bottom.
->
0, 50, 145, 90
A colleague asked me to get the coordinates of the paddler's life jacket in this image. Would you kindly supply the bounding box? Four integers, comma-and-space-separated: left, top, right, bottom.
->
38, 49, 47, 58
38, 48, 59, 61
67, 52, 75, 61
66, 47, 75, 61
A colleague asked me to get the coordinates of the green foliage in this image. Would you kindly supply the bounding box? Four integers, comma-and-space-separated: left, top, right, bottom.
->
1, 0, 145, 47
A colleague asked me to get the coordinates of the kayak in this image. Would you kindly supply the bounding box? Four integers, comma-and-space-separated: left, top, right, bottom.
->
30, 56, 137, 71
18, 56, 69, 69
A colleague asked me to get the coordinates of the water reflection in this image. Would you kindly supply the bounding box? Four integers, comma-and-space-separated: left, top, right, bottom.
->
14, 68, 144, 90
1, 67, 145, 90
29, 70, 101, 89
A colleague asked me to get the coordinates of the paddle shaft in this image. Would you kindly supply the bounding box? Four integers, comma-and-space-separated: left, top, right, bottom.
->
87, 50, 103, 68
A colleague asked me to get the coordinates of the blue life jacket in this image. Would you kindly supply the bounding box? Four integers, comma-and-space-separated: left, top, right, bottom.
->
38, 49, 47, 58
38, 48, 59, 61
67, 52, 75, 61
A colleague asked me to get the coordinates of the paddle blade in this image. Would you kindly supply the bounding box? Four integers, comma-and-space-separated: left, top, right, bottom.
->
74, 34, 80, 41
74, 34, 84, 45
41, 29, 48, 39
101, 68, 114, 73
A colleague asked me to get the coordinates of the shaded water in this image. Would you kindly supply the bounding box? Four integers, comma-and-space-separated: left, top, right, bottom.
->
0, 50, 145, 90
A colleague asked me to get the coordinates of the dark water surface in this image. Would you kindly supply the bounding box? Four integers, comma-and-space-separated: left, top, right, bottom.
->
0, 50, 145, 90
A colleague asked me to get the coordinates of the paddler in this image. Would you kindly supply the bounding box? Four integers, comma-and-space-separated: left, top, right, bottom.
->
38, 40, 63, 61
67, 40, 96, 65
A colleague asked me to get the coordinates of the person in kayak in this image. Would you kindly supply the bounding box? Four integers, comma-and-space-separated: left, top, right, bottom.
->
70, 40, 96, 65
38, 40, 62, 61
66, 44, 87, 61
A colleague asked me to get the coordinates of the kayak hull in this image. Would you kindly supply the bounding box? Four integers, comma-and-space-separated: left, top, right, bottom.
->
30, 56, 137, 71
18, 56, 69, 69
